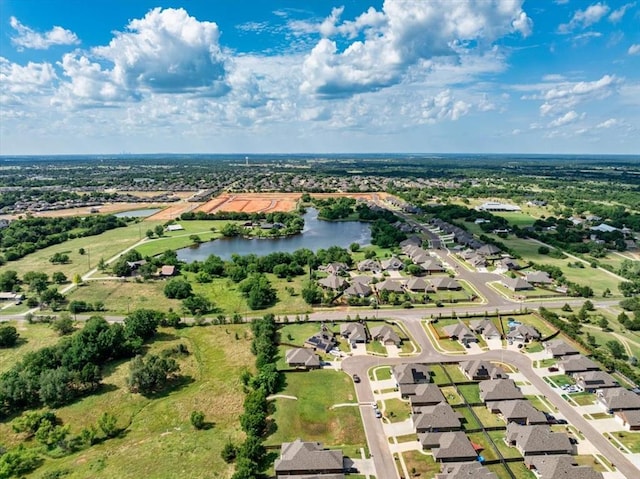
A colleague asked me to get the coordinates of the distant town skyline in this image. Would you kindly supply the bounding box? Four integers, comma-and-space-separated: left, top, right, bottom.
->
1, 0, 639, 155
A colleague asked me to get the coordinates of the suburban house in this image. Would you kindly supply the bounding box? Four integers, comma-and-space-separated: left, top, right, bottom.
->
442, 323, 478, 346
0, 292, 24, 301
479, 379, 525, 404
339, 323, 368, 344
506, 324, 540, 343
159, 265, 176, 277
357, 259, 381, 273
545, 340, 579, 358
410, 384, 446, 407
318, 274, 348, 291
393, 363, 431, 396
496, 257, 521, 271
321, 262, 349, 275
477, 244, 502, 256
419, 259, 446, 274
491, 400, 548, 425
615, 409, 640, 431
469, 319, 501, 340
525, 271, 553, 285
412, 402, 463, 433
436, 462, 498, 479
525, 455, 603, 479
428, 277, 462, 291
460, 360, 506, 381
304, 330, 337, 353
502, 277, 534, 292
575, 371, 619, 392
274, 439, 344, 478
505, 423, 573, 456
343, 281, 372, 298
558, 355, 601, 375
420, 431, 478, 462
400, 236, 422, 249
375, 278, 405, 293
370, 325, 402, 346
597, 387, 640, 412
285, 348, 321, 369
380, 257, 404, 271
405, 276, 429, 292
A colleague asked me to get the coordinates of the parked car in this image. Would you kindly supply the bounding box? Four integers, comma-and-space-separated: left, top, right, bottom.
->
557, 419, 568, 424
353, 374, 361, 383
548, 366, 559, 372
375, 410, 382, 418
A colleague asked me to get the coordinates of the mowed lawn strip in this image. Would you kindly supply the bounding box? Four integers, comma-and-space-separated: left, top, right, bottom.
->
266, 369, 365, 448
4, 324, 254, 479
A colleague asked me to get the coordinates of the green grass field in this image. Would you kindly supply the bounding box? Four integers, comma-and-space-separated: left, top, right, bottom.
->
0, 321, 64, 374
458, 407, 481, 430
473, 406, 506, 428
442, 386, 464, 405
265, 369, 365, 449
1, 324, 255, 479
383, 398, 411, 422
457, 384, 481, 404
401, 451, 440, 478
442, 363, 468, 383
611, 431, 640, 453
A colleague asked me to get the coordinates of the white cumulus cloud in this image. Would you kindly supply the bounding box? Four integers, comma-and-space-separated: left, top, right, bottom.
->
300, 0, 532, 97
609, 2, 636, 22
0, 57, 57, 93
558, 2, 610, 33
629, 44, 640, 55
537, 74, 616, 116
9, 16, 79, 50
548, 110, 581, 127
596, 118, 618, 128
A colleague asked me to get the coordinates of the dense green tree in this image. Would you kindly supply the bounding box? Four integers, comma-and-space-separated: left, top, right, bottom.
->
163, 278, 193, 299
301, 281, 322, 305
127, 354, 179, 395
606, 340, 626, 360
52, 271, 68, 284
182, 294, 213, 315
0, 325, 19, 348
239, 274, 277, 310
0, 270, 19, 292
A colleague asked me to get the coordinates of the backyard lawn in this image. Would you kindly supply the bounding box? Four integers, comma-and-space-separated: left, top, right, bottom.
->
488, 430, 522, 459
383, 398, 411, 422
401, 451, 440, 478
266, 369, 365, 449
442, 363, 468, 383
442, 386, 464, 406
458, 407, 481, 430
458, 384, 482, 404
473, 406, 506, 428
467, 432, 498, 461
430, 364, 452, 386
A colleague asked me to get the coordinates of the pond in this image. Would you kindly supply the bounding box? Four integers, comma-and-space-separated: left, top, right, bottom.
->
114, 208, 161, 218
177, 208, 371, 262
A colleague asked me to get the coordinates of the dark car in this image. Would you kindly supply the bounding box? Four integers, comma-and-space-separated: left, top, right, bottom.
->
353, 374, 361, 383
557, 419, 568, 425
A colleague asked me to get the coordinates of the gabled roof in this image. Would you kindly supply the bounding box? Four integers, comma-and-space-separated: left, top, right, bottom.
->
343, 281, 372, 297
507, 324, 540, 340
436, 462, 498, 479
400, 236, 422, 248
413, 402, 463, 431
506, 423, 572, 455
460, 360, 505, 380
477, 244, 502, 256
370, 325, 401, 344
615, 409, 640, 426
351, 275, 372, 285
431, 431, 478, 460
406, 276, 429, 291
274, 439, 344, 474
410, 384, 446, 406
442, 323, 476, 341
479, 379, 525, 402
380, 257, 404, 270
305, 332, 337, 353
502, 277, 533, 291
525, 271, 553, 284
575, 371, 618, 389
340, 323, 368, 342
545, 340, 579, 357
285, 348, 320, 368
526, 455, 603, 479
469, 319, 501, 338
420, 259, 445, 272
318, 274, 348, 290
393, 363, 430, 385
357, 259, 381, 271
559, 354, 600, 373
376, 278, 405, 292
598, 387, 640, 411
494, 400, 547, 424
429, 277, 461, 290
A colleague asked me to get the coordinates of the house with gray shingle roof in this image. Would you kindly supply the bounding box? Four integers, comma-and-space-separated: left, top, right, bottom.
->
545, 339, 579, 358
479, 379, 525, 404
318, 274, 348, 291
492, 400, 547, 425
357, 259, 381, 273
442, 322, 477, 346
506, 324, 540, 342
393, 363, 430, 397
502, 277, 534, 291
597, 387, 640, 412
274, 439, 344, 478
285, 348, 321, 369
429, 277, 462, 291
525, 271, 553, 285
376, 278, 405, 293
436, 462, 498, 479
370, 325, 401, 346
380, 257, 404, 271
525, 455, 603, 479
506, 423, 573, 456
413, 402, 463, 432
304, 331, 337, 353
420, 431, 478, 462
420, 259, 446, 274
558, 354, 600, 375
575, 371, 619, 392
321, 262, 349, 275
469, 319, 501, 339
460, 360, 506, 381
477, 244, 502, 256
405, 276, 429, 292
343, 281, 372, 298
340, 323, 368, 344
615, 409, 640, 430
410, 384, 446, 407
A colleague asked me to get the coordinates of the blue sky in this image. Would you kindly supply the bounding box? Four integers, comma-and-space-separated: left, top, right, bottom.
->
1, 0, 638, 155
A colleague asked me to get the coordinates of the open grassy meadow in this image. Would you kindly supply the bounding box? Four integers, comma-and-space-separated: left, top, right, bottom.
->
0, 321, 64, 374
0, 324, 254, 479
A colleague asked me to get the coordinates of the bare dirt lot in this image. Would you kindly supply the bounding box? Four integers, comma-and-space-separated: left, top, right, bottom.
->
196, 193, 301, 214
146, 203, 201, 221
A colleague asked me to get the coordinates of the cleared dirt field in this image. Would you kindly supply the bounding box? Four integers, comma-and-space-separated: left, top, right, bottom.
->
32, 202, 164, 218
196, 193, 301, 214
145, 203, 201, 221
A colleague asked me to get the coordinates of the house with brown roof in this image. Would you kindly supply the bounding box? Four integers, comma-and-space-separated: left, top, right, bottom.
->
375, 278, 405, 293
558, 355, 600, 375
370, 325, 401, 346
410, 384, 446, 407
502, 277, 534, 292
340, 323, 368, 344
525, 271, 553, 285
442, 322, 478, 346
597, 387, 640, 412
505, 423, 573, 456
393, 363, 431, 396
343, 281, 372, 298
492, 400, 547, 425
159, 265, 176, 277
318, 274, 348, 291
420, 431, 478, 462
412, 402, 463, 432
575, 371, 619, 392
460, 360, 506, 381
405, 276, 429, 292
545, 340, 579, 358
479, 379, 524, 404
525, 455, 603, 479
356, 259, 381, 273
436, 462, 498, 479
380, 257, 404, 271
285, 348, 321, 369
419, 260, 446, 274
615, 409, 640, 431
428, 277, 462, 291
274, 439, 344, 478
469, 319, 501, 339
321, 262, 349, 275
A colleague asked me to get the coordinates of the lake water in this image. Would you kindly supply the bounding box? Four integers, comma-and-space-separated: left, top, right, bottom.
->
114, 208, 161, 218
177, 209, 371, 262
